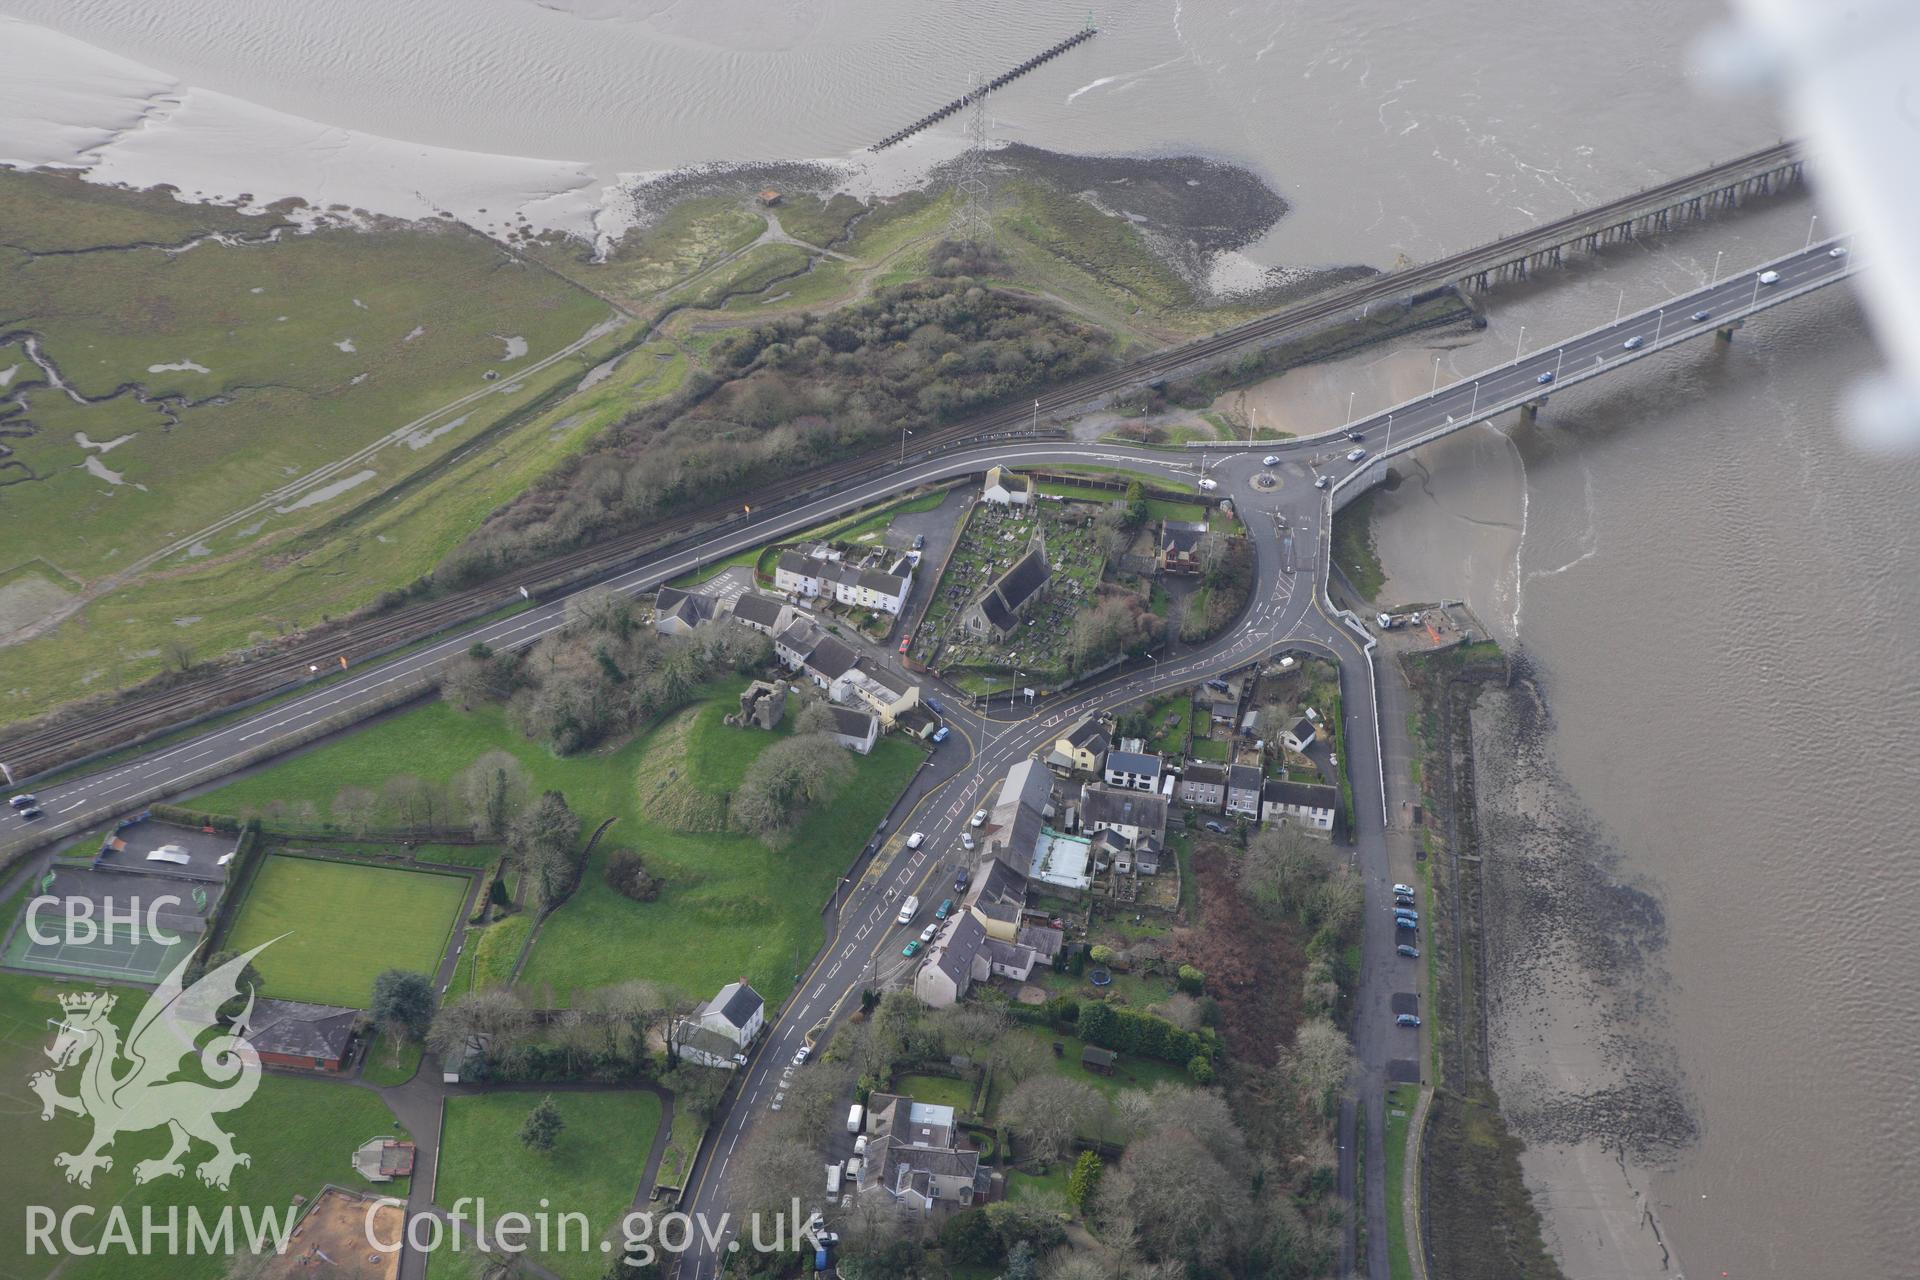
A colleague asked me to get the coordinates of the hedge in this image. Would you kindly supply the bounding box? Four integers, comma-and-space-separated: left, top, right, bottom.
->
1077, 1001, 1219, 1066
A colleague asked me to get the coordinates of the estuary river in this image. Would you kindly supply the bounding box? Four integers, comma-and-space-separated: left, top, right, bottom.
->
3, 1, 1913, 1275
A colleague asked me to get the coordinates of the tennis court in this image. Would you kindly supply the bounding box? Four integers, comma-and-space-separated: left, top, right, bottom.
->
222, 855, 470, 1008
0, 867, 215, 983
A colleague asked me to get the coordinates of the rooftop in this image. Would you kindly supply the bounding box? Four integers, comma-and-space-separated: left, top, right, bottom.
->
1105, 749, 1163, 778
1029, 828, 1093, 890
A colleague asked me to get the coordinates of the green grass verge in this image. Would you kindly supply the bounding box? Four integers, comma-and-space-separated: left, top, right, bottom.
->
1385, 1083, 1419, 1280
1331, 490, 1386, 600
428, 1090, 661, 1280
222, 854, 468, 1007
651, 1102, 707, 1195
893, 1072, 975, 1113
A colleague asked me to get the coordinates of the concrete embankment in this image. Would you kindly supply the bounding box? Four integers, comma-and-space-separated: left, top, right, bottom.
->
870, 27, 1098, 151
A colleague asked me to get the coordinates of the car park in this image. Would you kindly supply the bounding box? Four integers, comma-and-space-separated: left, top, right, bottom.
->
970, 809, 987, 827
901, 939, 922, 958
1314, 474, 1331, 490
1346, 447, 1367, 462
1262, 453, 1281, 466
1396, 1014, 1422, 1028
934, 898, 953, 919
1623, 335, 1645, 350
1397, 944, 1421, 958
1758, 270, 1780, 285
7, 794, 34, 810
1535, 371, 1554, 385
1691, 309, 1713, 322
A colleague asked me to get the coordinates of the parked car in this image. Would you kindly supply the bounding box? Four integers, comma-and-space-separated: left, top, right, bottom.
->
906, 832, 925, 850
1758, 270, 1780, 285
1204, 820, 1229, 835
1393, 882, 1415, 895
925, 697, 945, 715
1346, 447, 1367, 462
1394, 894, 1416, 908
934, 898, 953, 919
920, 922, 940, 943
931, 726, 950, 744
1691, 309, 1713, 322
1395, 916, 1418, 932
970, 809, 987, 827
902, 939, 923, 958
961, 832, 975, 850
1397, 944, 1421, 958
792, 1046, 810, 1067
1396, 1014, 1422, 1028
1622, 335, 1645, 350
912, 533, 926, 549
7, 794, 35, 810
1395, 909, 1419, 923
1205, 677, 1230, 692
953, 868, 971, 892
1535, 371, 1555, 385
1262, 453, 1281, 466
1314, 475, 1332, 490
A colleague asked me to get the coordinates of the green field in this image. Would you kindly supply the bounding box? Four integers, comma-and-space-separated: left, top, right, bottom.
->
428, 1090, 661, 1280
222, 855, 468, 1007
0, 970, 408, 1280
192, 690, 922, 1007
650, 1103, 707, 1195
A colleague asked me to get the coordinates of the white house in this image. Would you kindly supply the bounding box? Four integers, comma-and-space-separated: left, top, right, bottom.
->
729, 591, 793, 637
982, 465, 1032, 507
1260, 779, 1339, 832
1282, 716, 1318, 754
773, 550, 828, 599
1225, 764, 1264, 819
652, 587, 721, 636
838, 658, 920, 727
671, 981, 765, 1068
825, 559, 913, 615
1079, 783, 1168, 850
828, 706, 880, 755
1102, 749, 1163, 793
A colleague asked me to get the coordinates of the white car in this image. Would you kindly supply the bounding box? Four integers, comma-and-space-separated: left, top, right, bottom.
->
1393, 883, 1416, 896
961, 832, 975, 850
1314, 475, 1332, 490
906, 831, 925, 849
1346, 448, 1367, 463
1197, 477, 1218, 491
920, 922, 940, 943
792, 1045, 810, 1067
1758, 270, 1780, 285
970, 809, 986, 827
1262, 453, 1281, 466
1828, 245, 1848, 258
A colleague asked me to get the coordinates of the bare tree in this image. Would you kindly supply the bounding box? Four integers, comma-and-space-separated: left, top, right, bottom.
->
732, 1129, 823, 1226
1001, 1077, 1106, 1166
331, 785, 378, 836
163, 639, 196, 673
460, 749, 531, 837
1097, 1128, 1250, 1268
428, 988, 534, 1063
381, 775, 426, 833
1285, 1017, 1354, 1121
1240, 822, 1333, 918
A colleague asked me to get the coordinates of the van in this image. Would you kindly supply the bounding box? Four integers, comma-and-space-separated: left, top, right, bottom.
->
897, 895, 920, 925
826, 1164, 842, 1196
847, 1104, 864, 1134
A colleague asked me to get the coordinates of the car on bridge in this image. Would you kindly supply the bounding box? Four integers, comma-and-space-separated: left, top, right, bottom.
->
1346, 430, 1364, 441
1536, 371, 1555, 385
1396, 1014, 1422, 1028
1623, 335, 1645, 350
1691, 309, 1713, 322
1758, 270, 1780, 285
1346, 448, 1367, 462
1829, 245, 1847, 258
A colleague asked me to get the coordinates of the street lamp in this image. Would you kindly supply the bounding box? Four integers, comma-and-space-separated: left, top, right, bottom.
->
1346, 389, 1356, 427
1430, 355, 1442, 394
1514, 325, 1526, 362
1031, 399, 1039, 432
899, 426, 913, 465
1654, 308, 1664, 344
1384, 412, 1394, 451
1711, 249, 1724, 287
1614, 288, 1625, 324
1470, 381, 1479, 417
1805, 213, 1819, 250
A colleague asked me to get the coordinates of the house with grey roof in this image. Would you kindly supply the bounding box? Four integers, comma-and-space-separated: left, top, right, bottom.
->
1226, 764, 1264, 819
1177, 762, 1228, 812
915, 912, 988, 1007
827, 706, 879, 754
1282, 715, 1319, 754
653, 586, 721, 636
857, 1093, 988, 1210
671, 980, 765, 1068
248, 999, 361, 1073
1103, 749, 1164, 793
1080, 783, 1168, 851
729, 591, 793, 637
1157, 519, 1210, 575
1261, 778, 1340, 833
774, 617, 828, 670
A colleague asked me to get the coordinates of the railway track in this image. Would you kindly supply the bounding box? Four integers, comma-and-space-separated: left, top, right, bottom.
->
0, 141, 1802, 779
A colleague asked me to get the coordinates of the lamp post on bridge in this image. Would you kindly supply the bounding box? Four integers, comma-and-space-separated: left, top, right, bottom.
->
1515, 325, 1526, 362
1430, 356, 1442, 394
1385, 412, 1394, 452
1654, 308, 1664, 345
1470, 381, 1478, 418
1805, 213, 1819, 250
1711, 249, 1724, 287
1346, 389, 1356, 428
1614, 289, 1625, 324
899, 426, 912, 465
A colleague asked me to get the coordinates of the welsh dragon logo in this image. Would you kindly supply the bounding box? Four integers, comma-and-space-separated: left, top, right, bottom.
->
30, 941, 274, 1190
